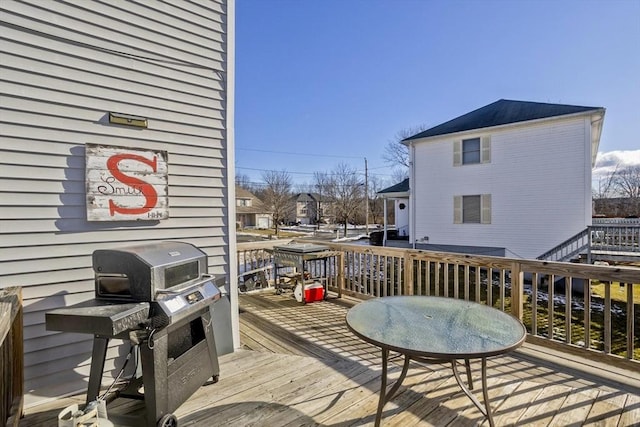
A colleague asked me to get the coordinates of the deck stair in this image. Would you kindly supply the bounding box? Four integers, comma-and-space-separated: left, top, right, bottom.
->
538, 224, 640, 263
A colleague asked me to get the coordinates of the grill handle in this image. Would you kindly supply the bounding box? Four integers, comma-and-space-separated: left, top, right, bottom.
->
155, 274, 216, 296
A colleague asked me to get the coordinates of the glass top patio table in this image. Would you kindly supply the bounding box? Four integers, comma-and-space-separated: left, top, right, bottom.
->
346, 295, 526, 358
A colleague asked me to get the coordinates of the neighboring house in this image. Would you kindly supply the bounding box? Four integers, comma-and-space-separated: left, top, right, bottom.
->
402, 99, 605, 259
0, 1, 237, 408
236, 186, 273, 229
290, 193, 330, 225
377, 179, 410, 239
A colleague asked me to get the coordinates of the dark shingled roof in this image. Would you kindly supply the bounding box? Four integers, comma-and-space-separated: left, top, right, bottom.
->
403, 99, 603, 141
292, 193, 318, 202
378, 178, 409, 194
236, 186, 269, 214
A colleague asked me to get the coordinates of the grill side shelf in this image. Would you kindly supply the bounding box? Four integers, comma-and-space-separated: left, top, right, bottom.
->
46, 300, 150, 337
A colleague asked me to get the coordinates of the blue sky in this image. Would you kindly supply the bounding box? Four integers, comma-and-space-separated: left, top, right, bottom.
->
235, 0, 640, 187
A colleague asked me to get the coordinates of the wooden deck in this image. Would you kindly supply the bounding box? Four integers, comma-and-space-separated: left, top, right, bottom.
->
20, 290, 640, 426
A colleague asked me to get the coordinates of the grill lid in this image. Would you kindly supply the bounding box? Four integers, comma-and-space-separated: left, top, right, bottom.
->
93, 241, 207, 301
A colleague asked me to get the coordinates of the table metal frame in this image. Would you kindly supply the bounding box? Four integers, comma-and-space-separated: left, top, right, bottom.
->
272, 246, 341, 303
376, 350, 491, 427
346, 296, 526, 427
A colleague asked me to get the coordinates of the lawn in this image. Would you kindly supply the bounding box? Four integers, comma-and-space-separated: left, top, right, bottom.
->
237, 228, 308, 239
591, 282, 640, 305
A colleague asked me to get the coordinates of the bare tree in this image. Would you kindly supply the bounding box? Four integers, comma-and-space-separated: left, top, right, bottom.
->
382, 125, 430, 179
323, 163, 364, 235
390, 167, 409, 183
367, 174, 385, 226
235, 173, 254, 191
293, 181, 312, 194
261, 170, 294, 235
614, 165, 640, 199
614, 165, 640, 214
593, 163, 640, 216
313, 171, 331, 227
592, 165, 619, 200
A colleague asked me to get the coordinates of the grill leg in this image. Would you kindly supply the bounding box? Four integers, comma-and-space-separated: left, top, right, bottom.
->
202, 310, 220, 382
87, 336, 109, 404
140, 329, 169, 427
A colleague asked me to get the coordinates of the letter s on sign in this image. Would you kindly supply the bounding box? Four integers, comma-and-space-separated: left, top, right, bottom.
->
106, 153, 158, 216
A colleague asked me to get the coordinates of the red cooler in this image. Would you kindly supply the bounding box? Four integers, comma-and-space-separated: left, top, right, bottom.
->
294, 282, 325, 303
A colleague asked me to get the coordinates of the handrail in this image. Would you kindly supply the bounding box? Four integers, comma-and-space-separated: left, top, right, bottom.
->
236, 239, 293, 285
593, 218, 640, 226
538, 225, 640, 262
1, 287, 24, 427
537, 228, 589, 262
237, 240, 640, 368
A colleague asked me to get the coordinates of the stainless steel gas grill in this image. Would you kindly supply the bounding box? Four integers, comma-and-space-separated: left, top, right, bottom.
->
46, 241, 224, 427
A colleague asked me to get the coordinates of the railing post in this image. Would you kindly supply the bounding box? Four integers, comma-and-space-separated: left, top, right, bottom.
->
1, 286, 24, 427
587, 226, 592, 264
584, 281, 592, 350
404, 251, 414, 295
627, 283, 634, 359
338, 251, 344, 298
604, 284, 612, 354
510, 262, 524, 320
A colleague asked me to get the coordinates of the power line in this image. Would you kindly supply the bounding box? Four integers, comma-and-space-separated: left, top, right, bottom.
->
236, 147, 403, 178
236, 166, 394, 178
237, 147, 363, 159
235, 179, 372, 189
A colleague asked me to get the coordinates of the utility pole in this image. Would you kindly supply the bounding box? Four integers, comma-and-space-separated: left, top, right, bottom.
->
365, 157, 369, 235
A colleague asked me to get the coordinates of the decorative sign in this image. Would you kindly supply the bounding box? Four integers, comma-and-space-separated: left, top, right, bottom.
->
86, 143, 169, 221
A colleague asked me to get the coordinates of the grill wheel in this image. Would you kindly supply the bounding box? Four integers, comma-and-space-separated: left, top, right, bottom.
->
158, 413, 178, 427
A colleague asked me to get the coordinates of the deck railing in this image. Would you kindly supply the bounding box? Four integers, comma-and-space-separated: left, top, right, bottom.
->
538, 225, 640, 262
1, 287, 23, 427
237, 239, 640, 368
237, 239, 293, 288
590, 225, 640, 255
593, 217, 640, 226
537, 228, 589, 262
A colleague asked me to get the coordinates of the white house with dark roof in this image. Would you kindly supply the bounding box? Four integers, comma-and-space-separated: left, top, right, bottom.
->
377, 178, 410, 245
402, 99, 605, 259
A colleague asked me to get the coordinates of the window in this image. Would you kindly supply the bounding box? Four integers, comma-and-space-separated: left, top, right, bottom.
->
237, 199, 251, 207
462, 195, 481, 223
463, 138, 481, 164
453, 136, 491, 166
454, 194, 491, 224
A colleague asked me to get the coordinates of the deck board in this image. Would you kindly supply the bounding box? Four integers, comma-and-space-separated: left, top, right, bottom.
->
19, 290, 640, 426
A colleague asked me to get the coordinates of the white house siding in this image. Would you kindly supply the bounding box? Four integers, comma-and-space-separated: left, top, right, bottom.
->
0, 0, 236, 408
411, 115, 592, 259
395, 198, 409, 236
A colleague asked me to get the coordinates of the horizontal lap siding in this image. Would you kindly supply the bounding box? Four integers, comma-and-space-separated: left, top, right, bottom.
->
413, 117, 589, 259
493, 120, 588, 258
0, 0, 231, 407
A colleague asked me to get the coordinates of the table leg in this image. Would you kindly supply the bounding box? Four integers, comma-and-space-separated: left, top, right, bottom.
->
451, 358, 494, 427
375, 349, 410, 427
465, 358, 473, 389
481, 358, 494, 427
